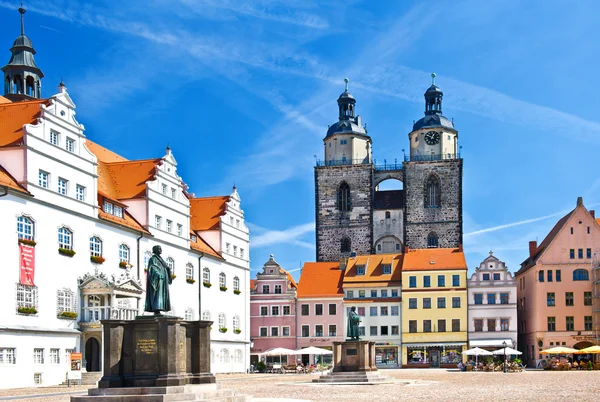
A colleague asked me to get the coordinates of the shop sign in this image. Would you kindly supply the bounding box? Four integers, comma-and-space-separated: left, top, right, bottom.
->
375, 342, 399, 346
68, 352, 82, 380
571, 336, 594, 341
309, 338, 331, 343
19, 244, 35, 286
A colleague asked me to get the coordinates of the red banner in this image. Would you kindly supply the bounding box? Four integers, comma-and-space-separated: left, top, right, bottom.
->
19, 244, 35, 286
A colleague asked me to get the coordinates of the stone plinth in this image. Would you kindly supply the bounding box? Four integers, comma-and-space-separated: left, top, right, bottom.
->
97, 316, 215, 389
332, 340, 377, 372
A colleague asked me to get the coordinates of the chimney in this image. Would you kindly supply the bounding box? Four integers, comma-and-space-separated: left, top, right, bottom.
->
404, 246, 409, 253
590, 210, 595, 219
339, 258, 347, 271
577, 196, 583, 207
529, 241, 537, 257
458, 244, 463, 252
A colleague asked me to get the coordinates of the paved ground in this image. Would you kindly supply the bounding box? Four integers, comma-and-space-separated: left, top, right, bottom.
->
0, 369, 598, 401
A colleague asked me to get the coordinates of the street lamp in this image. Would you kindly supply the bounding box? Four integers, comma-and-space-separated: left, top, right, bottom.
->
502, 341, 507, 373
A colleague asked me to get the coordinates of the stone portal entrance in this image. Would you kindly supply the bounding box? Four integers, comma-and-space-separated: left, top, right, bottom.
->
85, 338, 101, 372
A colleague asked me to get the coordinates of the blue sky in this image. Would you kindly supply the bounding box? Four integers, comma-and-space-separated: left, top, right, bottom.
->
2, 0, 598, 280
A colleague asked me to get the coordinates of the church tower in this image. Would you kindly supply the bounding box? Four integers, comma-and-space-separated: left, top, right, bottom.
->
403, 73, 463, 249
314, 79, 374, 262
2, 6, 44, 101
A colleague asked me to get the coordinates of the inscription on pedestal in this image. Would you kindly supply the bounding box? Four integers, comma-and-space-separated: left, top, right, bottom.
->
137, 339, 156, 354
346, 349, 357, 356
134, 330, 158, 373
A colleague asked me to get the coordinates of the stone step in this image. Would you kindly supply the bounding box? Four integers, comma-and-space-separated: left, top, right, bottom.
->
71, 384, 248, 402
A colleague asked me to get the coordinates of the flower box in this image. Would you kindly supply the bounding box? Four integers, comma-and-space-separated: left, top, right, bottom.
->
90, 255, 105, 264
186, 278, 196, 284
119, 261, 128, 268
233, 290, 241, 295
219, 328, 228, 333
18, 238, 37, 247
58, 311, 78, 319
219, 286, 227, 292
171, 274, 177, 280
234, 329, 242, 334
17, 306, 37, 315
58, 248, 76, 257
203, 282, 212, 288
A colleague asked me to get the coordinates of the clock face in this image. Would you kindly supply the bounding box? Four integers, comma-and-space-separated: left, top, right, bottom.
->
424, 131, 440, 145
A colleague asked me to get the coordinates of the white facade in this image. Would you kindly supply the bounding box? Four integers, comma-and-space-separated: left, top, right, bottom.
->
0, 86, 250, 388
467, 252, 518, 349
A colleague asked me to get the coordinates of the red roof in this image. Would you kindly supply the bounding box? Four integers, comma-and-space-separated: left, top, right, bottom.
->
297, 262, 343, 298
402, 248, 467, 271
0, 99, 48, 147
85, 139, 128, 163
189, 196, 230, 231
96, 159, 162, 200
0, 164, 30, 195
190, 232, 222, 259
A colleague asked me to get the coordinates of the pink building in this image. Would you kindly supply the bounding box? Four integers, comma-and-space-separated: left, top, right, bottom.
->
516, 197, 600, 367
296, 262, 344, 365
250, 255, 297, 365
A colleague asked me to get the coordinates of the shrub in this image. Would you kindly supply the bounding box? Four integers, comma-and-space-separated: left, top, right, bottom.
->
90, 255, 105, 264
58, 311, 78, 319
18, 306, 37, 315
186, 278, 196, 284
219, 286, 227, 292
58, 248, 76, 257
203, 282, 212, 288
18, 238, 37, 247
234, 290, 241, 295
257, 361, 266, 372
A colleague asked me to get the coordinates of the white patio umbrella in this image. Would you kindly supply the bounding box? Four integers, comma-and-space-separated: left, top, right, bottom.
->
295, 346, 333, 355
260, 347, 297, 365
462, 347, 493, 366
491, 347, 522, 356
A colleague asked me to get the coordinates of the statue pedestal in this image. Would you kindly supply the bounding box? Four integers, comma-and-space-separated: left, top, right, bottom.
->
98, 316, 215, 388
332, 340, 377, 372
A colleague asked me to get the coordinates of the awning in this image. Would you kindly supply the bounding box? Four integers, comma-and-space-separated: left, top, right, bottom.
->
403, 342, 467, 347
469, 339, 513, 347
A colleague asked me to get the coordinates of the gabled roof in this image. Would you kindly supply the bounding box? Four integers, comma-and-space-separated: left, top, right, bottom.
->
297, 262, 343, 298
402, 248, 467, 271
190, 232, 222, 259
344, 254, 403, 284
0, 98, 48, 147
85, 139, 128, 163
97, 159, 162, 200
189, 196, 230, 231
0, 164, 30, 195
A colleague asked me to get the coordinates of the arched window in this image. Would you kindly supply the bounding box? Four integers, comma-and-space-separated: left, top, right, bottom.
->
202, 310, 211, 320
233, 276, 240, 291
166, 257, 174, 274
203, 267, 210, 284
185, 308, 194, 320
427, 232, 439, 248
17, 216, 34, 240
573, 269, 589, 281
337, 182, 351, 211
186, 263, 194, 280
218, 313, 226, 329
219, 272, 226, 288
119, 244, 130, 263
341, 237, 351, 253
56, 288, 76, 313
90, 237, 102, 257
58, 227, 72, 250
385, 211, 391, 219
233, 315, 240, 331
424, 175, 441, 208
235, 349, 243, 363
220, 349, 230, 364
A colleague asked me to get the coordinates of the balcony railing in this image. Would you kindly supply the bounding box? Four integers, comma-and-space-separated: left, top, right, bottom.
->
316, 159, 369, 167
80, 307, 139, 322
405, 153, 461, 162
374, 159, 402, 171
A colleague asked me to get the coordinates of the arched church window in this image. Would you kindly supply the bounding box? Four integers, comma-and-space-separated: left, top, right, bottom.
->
427, 232, 439, 248
424, 175, 441, 208
340, 237, 351, 253
337, 182, 351, 211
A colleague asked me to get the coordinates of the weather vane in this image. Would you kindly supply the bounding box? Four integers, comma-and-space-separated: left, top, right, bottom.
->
431, 72, 436, 85
344, 77, 349, 92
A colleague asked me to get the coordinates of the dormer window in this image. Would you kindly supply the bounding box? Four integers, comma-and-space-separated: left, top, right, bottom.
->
356, 265, 366, 276
103, 200, 113, 214
190, 234, 197, 242
382, 264, 392, 275
103, 200, 123, 218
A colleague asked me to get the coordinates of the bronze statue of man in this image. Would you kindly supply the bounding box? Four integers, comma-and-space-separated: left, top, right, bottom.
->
347, 306, 361, 340
144, 245, 172, 314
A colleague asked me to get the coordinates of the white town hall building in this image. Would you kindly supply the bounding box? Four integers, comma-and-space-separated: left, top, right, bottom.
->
0, 7, 250, 389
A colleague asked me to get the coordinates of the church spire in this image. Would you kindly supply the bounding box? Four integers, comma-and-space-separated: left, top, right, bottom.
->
424, 72, 443, 116
337, 77, 356, 120
19, 4, 25, 36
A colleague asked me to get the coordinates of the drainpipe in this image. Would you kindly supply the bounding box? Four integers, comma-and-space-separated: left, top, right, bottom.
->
136, 233, 144, 314
198, 253, 204, 319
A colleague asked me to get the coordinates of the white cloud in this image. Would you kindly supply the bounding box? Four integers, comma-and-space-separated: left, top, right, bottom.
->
251, 222, 315, 248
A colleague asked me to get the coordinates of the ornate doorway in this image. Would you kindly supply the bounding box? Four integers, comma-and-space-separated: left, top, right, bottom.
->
85, 337, 101, 372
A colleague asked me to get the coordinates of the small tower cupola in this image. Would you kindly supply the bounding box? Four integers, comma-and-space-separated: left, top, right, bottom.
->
424, 73, 443, 116
2, 6, 44, 100
337, 78, 356, 120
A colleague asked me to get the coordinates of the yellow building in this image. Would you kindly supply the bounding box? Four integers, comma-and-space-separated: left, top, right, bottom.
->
401, 248, 468, 368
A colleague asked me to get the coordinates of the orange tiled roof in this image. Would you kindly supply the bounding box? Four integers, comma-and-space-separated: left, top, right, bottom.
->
284, 270, 298, 289
297, 262, 343, 298
98, 208, 150, 234
0, 164, 30, 195
97, 159, 162, 200
0, 99, 48, 147
189, 196, 230, 231
402, 248, 467, 271
250, 279, 256, 291
85, 139, 128, 163
190, 233, 222, 259
0, 96, 11, 104
344, 254, 403, 283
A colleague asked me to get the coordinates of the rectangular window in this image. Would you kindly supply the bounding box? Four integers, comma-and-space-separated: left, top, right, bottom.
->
482, 273, 490, 281
438, 319, 446, 332
259, 327, 268, 337
500, 293, 509, 304
381, 289, 388, 298
50, 349, 60, 364
301, 325, 309, 337
301, 304, 309, 316
566, 316, 574, 331
452, 297, 461, 308
260, 306, 268, 316
162, 184, 168, 195
578, 248, 583, 259
347, 290, 354, 299
437, 297, 446, 309
452, 319, 460, 332
171, 188, 176, 199
34, 373, 42, 385
282, 327, 290, 336
391, 306, 399, 316
487, 293, 496, 305
437, 275, 445, 287
538, 270, 544, 282
358, 327, 365, 336
566, 292, 574, 306
74, 184, 85, 201
16, 284, 37, 309
155, 215, 162, 228
452, 275, 460, 287
315, 325, 323, 337
391, 289, 398, 297
113, 205, 123, 218
357, 307, 365, 316
380, 306, 388, 316
487, 319, 496, 332
271, 306, 279, 316
282, 305, 291, 315
38, 170, 49, 188
382, 264, 392, 274
262, 285, 269, 294
315, 304, 323, 316
328, 325, 337, 337
423, 320, 432, 333
423, 276, 430, 287
556, 270, 561, 282
547, 292, 555, 307
409, 276, 416, 288
359, 290, 365, 298
547, 270, 553, 282
391, 325, 399, 336
370, 306, 378, 316
371, 290, 377, 298
65, 137, 75, 152
474, 319, 483, 332
547, 317, 556, 332
569, 249, 575, 259
226, 243, 230, 254
586, 248, 592, 258
328, 303, 336, 315
356, 265, 366, 275
0, 348, 16, 365
409, 298, 417, 309
175, 224, 182, 236
103, 200, 114, 214
274, 285, 282, 294
585, 316, 593, 331
423, 298, 431, 309
380, 326, 389, 336
271, 327, 279, 337
165, 220, 172, 233
474, 293, 483, 305
240, 248, 244, 259
33, 348, 44, 364
49, 131, 59, 145
409, 320, 417, 333
584, 292, 592, 306
369, 326, 377, 336
501, 319, 509, 331
493, 273, 501, 280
